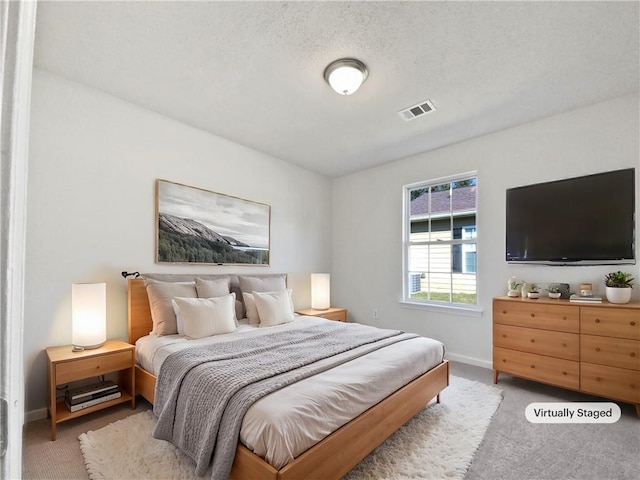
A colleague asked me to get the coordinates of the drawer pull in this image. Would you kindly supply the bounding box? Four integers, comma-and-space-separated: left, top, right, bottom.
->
631, 321, 636, 326
595, 347, 600, 352
530, 313, 535, 318
530, 339, 535, 343
561, 343, 567, 348
502, 334, 507, 338
530, 365, 535, 369
562, 371, 567, 376
595, 318, 600, 323
502, 359, 506, 363
502, 310, 507, 314
631, 384, 637, 389
595, 377, 601, 382
562, 316, 567, 320
631, 352, 636, 357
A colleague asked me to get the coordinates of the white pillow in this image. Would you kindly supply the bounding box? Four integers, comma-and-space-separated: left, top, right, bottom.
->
253, 290, 295, 327
243, 289, 294, 326
171, 294, 236, 339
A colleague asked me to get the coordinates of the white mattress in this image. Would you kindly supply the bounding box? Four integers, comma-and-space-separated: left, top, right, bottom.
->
136, 316, 445, 469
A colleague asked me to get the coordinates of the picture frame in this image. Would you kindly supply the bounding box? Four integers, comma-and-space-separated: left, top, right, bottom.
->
155, 179, 270, 265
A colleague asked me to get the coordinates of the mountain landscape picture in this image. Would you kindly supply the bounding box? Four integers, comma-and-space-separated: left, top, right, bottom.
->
156, 180, 270, 265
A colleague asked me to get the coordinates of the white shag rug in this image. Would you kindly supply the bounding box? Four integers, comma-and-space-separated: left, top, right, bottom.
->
79, 375, 502, 480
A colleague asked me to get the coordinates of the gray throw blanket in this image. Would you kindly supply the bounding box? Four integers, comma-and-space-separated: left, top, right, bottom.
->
153, 321, 418, 479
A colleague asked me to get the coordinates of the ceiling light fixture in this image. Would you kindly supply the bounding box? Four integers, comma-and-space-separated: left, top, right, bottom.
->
323, 58, 368, 95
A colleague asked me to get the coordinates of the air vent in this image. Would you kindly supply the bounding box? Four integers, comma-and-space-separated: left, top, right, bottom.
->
398, 99, 436, 121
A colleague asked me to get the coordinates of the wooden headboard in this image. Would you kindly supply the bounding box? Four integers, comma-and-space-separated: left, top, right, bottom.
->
128, 278, 152, 345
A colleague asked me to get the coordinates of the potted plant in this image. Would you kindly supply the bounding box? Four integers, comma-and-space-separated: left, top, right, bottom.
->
546, 284, 561, 299
604, 271, 634, 304
527, 284, 540, 299
508, 279, 523, 297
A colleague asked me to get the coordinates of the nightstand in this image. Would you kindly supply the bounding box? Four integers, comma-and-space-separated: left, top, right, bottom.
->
297, 307, 348, 322
46, 339, 135, 440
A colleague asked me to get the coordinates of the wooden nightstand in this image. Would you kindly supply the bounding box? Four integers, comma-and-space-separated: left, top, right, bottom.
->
297, 307, 348, 322
46, 339, 135, 440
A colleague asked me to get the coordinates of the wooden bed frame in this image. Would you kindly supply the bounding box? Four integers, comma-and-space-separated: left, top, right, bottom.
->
127, 278, 449, 480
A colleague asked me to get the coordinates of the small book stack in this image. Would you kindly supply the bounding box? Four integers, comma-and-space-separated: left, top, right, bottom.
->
569, 294, 603, 304
65, 380, 121, 412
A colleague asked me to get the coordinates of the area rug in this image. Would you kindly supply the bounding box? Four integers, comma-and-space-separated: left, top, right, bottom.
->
79, 375, 502, 480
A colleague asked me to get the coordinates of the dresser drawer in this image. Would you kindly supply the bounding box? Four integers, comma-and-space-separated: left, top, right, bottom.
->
494, 324, 579, 361
494, 346, 579, 389
581, 363, 640, 404
56, 350, 133, 384
580, 307, 640, 340
493, 300, 579, 333
319, 311, 347, 322
581, 335, 640, 371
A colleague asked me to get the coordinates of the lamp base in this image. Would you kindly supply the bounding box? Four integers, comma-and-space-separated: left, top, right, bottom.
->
72, 341, 104, 352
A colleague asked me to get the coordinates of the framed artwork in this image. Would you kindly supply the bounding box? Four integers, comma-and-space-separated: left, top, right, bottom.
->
155, 179, 270, 265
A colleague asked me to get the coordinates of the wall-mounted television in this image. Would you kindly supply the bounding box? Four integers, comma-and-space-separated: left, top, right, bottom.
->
506, 168, 636, 265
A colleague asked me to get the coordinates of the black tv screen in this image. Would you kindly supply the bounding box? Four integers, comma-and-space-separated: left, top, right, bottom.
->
506, 168, 636, 265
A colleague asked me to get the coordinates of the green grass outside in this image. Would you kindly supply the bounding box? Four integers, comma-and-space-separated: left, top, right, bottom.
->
410, 291, 477, 305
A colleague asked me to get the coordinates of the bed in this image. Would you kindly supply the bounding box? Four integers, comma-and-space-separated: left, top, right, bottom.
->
128, 274, 449, 480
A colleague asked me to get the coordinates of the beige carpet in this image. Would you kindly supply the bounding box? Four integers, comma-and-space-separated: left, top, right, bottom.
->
78, 376, 502, 480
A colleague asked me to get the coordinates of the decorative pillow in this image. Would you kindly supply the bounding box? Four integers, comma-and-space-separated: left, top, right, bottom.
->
145, 280, 197, 336
243, 289, 294, 326
173, 293, 237, 335
171, 294, 236, 339
239, 275, 286, 296
195, 277, 230, 298
252, 290, 295, 327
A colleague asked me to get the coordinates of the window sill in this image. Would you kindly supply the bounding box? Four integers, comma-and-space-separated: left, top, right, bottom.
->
399, 300, 483, 318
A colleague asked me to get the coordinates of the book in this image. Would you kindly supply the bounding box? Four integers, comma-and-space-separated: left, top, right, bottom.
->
65, 380, 117, 402
65, 391, 121, 412
65, 385, 120, 406
569, 294, 602, 303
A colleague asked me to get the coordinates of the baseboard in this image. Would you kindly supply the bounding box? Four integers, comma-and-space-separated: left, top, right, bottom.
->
25, 407, 48, 424
445, 352, 492, 370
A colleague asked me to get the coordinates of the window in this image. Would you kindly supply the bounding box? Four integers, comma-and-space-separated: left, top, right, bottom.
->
403, 173, 477, 306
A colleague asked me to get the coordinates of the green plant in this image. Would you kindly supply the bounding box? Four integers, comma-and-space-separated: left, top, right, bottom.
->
528, 283, 540, 293
510, 280, 523, 290
605, 271, 634, 288
545, 284, 560, 293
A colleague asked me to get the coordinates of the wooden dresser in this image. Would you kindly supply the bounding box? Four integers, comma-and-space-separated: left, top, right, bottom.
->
493, 296, 640, 417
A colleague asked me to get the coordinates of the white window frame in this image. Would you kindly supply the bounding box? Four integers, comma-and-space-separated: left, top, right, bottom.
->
401, 171, 481, 314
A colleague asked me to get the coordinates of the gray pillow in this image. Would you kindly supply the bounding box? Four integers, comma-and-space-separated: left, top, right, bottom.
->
146, 280, 197, 336
195, 277, 231, 298
239, 275, 286, 295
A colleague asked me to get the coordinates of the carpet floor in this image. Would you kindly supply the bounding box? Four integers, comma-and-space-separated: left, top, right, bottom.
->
77, 376, 501, 480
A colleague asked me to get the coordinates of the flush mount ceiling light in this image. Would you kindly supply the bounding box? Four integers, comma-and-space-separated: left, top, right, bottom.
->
323, 58, 368, 95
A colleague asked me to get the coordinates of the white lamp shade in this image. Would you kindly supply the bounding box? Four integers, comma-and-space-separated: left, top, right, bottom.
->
327, 66, 365, 95
72, 283, 106, 349
311, 274, 331, 310
324, 58, 368, 96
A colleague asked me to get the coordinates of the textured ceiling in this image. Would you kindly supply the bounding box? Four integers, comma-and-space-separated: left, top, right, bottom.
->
33, 1, 639, 177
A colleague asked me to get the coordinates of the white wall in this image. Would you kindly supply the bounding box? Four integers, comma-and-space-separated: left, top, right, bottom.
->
331, 94, 640, 368
24, 70, 332, 416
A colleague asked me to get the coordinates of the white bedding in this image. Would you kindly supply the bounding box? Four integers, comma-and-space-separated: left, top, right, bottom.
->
136, 315, 445, 469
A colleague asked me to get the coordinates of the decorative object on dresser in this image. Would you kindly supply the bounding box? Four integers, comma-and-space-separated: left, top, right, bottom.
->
493, 296, 640, 417
604, 271, 634, 304
46, 339, 135, 440
297, 307, 348, 323
155, 179, 271, 265
545, 284, 561, 299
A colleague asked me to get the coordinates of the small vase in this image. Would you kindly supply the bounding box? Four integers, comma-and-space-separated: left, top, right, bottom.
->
605, 286, 632, 304
547, 292, 561, 299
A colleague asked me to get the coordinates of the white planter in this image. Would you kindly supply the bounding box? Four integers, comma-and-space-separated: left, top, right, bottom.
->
547, 292, 561, 299
605, 286, 632, 304
527, 292, 540, 299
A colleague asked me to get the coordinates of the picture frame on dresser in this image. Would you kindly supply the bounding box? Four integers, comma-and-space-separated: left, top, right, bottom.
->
492, 296, 640, 417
